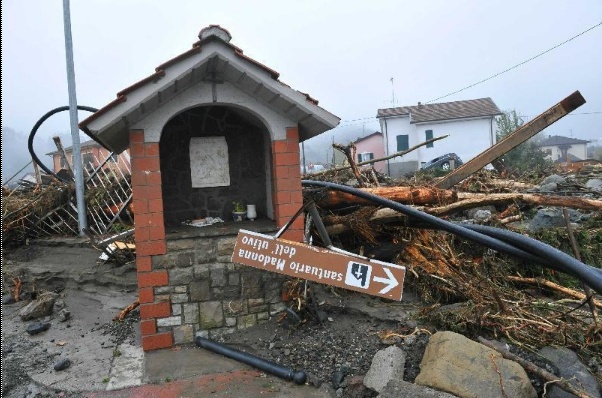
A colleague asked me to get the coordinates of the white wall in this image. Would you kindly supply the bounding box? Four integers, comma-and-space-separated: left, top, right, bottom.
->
541, 143, 588, 161
380, 116, 494, 171
415, 118, 494, 166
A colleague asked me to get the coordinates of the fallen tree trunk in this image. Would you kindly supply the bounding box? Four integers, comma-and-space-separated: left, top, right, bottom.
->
428, 192, 602, 215
311, 186, 457, 209
311, 186, 602, 214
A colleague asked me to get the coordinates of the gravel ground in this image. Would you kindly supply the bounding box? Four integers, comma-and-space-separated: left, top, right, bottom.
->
1, 297, 139, 398
218, 303, 431, 391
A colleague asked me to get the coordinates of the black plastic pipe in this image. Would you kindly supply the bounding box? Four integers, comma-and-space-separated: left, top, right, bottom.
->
301, 180, 602, 294
28, 105, 98, 182
195, 336, 307, 385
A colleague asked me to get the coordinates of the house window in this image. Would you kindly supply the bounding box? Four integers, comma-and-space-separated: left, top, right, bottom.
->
396, 135, 409, 152
59, 156, 69, 169
425, 130, 434, 147
82, 153, 94, 169
357, 152, 374, 163
108, 153, 119, 163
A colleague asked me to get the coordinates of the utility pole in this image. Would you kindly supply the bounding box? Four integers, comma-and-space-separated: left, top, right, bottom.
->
390, 77, 395, 106
62, 0, 87, 235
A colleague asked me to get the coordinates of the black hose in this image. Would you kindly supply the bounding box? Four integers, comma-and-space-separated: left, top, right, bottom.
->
28, 105, 98, 182
195, 336, 307, 384
301, 180, 602, 294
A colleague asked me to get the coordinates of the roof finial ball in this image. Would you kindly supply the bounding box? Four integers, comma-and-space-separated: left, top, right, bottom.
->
198, 25, 232, 43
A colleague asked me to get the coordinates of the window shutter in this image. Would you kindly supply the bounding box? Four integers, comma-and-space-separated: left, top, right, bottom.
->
396, 135, 409, 152
425, 130, 434, 148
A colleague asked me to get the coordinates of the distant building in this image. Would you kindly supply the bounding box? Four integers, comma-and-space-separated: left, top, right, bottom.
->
46, 139, 130, 175
536, 135, 589, 162
377, 98, 501, 176
353, 132, 385, 172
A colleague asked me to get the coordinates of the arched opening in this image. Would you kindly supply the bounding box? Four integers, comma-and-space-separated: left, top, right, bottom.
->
159, 105, 271, 226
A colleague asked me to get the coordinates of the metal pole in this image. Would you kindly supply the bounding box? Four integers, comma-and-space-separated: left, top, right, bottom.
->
62, 0, 87, 235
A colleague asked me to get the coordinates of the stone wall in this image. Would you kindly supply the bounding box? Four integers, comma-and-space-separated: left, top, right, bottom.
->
160, 106, 268, 226
146, 231, 287, 345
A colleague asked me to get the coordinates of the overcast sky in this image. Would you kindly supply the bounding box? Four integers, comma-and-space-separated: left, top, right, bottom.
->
2, 0, 601, 178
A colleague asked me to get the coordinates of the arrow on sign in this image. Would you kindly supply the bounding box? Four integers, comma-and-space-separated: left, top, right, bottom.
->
373, 268, 399, 294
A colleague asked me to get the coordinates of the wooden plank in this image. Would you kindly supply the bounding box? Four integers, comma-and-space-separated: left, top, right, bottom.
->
435, 91, 586, 189
232, 229, 406, 301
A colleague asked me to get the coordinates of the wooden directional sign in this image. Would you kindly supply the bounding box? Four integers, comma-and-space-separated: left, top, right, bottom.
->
231, 229, 406, 301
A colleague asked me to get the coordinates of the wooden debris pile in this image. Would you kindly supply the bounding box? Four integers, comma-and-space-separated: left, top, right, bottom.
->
2, 169, 134, 250
303, 137, 602, 367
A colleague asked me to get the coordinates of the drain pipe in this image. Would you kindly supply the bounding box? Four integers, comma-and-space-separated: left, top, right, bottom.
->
195, 336, 307, 385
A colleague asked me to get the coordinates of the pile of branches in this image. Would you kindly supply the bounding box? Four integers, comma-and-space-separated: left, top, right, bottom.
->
2, 179, 75, 247
304, 142, 602, 373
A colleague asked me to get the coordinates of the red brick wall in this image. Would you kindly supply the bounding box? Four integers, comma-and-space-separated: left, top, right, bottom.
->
271, 127, 304, 242
131, 125, 304, 351
130, 129, 173, 351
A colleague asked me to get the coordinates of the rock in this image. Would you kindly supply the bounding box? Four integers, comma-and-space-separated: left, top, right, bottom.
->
472, 209, 492, 223
363, 345, 406, 393
538, 182, 558, 192
380, 379, 459, 398
466, 206, 496, 220
306, 372, 322, 387
2, 295, 16, 305
53, 299, 67, 311
415, 331, 536, 398
58, 309, 71, 322
26, 322, 51, 335
542, 174, 566, 185
19, 292, 58, 321
332, 370, 345, 389
53, 358, 71, 371
528, 208, 581, 231
585, 178, 602, 192
538, 346, 601, 398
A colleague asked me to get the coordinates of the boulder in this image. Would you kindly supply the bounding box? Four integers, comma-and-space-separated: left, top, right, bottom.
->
54, 358, 71, 371
585, 178, 602, 192
380, 379, 458, 398
26, 322, 51, 335
542, 174, 566, 185
528, 208, 582, 232
19, 291, 58, 321
538, 182, 558, 192
538, 346, 601, 398
415, 331, 536, 398
363, 345, 406, 393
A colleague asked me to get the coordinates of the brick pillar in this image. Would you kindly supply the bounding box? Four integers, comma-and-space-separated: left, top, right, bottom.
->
272, 127, 304, 242
130, 129, 173, 351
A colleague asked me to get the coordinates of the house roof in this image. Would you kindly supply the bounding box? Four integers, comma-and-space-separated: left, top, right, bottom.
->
376, 98, 502, 123
46, 139, 100, 156
80, 25, 339, 152
537, 135, 590, 147
353, 131, 382, 144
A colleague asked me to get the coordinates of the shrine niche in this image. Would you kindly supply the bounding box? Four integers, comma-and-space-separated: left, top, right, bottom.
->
79, 25, 339, 351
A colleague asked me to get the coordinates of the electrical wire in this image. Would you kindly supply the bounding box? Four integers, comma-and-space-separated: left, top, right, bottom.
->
426, 21, 602, 103
301, 180, 602, 294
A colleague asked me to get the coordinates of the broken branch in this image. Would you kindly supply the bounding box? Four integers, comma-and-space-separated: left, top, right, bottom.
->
113, 300, 140, 321
310, 135, 449, 176
505, 276, 602, 309
477, 337, 594, 398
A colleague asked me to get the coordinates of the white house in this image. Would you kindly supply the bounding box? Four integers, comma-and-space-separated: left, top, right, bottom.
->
536, 135, 589, 162
376, 98, 502, 176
